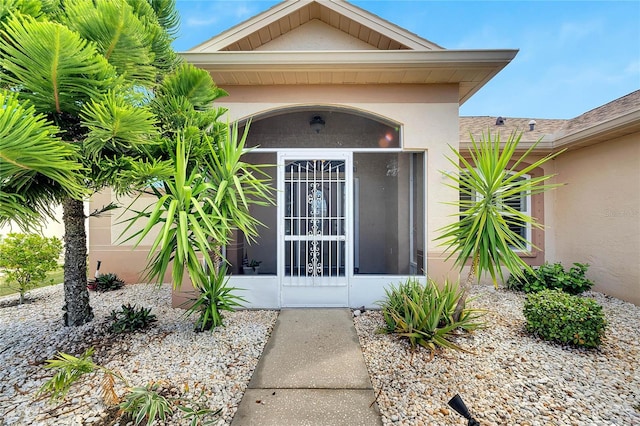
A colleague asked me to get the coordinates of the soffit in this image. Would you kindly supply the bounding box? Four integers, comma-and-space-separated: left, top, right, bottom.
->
187, 0, 442, 53
181, 49, 518, 104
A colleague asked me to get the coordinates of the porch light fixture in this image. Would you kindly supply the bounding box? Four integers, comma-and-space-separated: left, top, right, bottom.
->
448, 394, 480, 426
310, 115, 325, 133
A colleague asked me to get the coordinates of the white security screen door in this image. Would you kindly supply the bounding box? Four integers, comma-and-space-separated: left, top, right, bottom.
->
278, 152, 352, 306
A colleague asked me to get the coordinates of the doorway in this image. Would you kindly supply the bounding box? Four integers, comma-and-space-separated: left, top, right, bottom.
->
278, 151, 352, 306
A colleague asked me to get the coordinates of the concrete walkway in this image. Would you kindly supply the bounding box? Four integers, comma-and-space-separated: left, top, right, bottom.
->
232, 309, 382, 425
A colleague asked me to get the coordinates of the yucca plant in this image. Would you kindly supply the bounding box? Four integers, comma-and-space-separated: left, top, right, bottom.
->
378, 278, 485, 353
437, 131, 563, 319
187, 263, 247, 331
121, 121, 273, 288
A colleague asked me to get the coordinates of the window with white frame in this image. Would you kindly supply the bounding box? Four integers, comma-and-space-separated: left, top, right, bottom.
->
459, 171, 531, 251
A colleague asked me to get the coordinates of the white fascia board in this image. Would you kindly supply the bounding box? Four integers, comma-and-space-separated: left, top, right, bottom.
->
180, 49, 518, 70
322, 0, 443, 50
186, 0, 313, 53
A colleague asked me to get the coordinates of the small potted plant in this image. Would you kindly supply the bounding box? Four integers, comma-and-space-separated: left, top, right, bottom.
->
242, 254, 261, 275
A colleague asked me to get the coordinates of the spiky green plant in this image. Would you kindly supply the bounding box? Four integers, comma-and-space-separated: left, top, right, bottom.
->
120, 384, 173, 426
187, 263, 247, 331
437, 131, 563, 319
38, 347, 127, 403
120, 116, 273, 293
377, 278, 485, 353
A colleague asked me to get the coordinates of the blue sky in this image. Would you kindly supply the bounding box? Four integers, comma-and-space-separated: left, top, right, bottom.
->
174, 1, 640, 119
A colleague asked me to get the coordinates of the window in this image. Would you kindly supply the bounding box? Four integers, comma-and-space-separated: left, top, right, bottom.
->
459, 171, 531, 251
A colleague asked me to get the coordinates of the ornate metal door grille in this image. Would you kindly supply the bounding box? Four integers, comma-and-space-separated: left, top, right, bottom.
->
283, 159, 346, 285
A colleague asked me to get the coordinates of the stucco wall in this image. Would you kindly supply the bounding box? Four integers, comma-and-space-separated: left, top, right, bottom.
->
553, 133, 639, 304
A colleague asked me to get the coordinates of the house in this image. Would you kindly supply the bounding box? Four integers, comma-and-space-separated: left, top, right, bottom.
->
88, 0, 639, 307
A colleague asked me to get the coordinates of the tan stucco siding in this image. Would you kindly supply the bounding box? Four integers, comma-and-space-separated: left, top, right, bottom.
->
88, 190, 176, 284
553, 133, 640, 304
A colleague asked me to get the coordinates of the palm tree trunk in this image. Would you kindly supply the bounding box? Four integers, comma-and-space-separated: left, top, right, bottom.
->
453, 253, 478, 322
62, 198, 93, 326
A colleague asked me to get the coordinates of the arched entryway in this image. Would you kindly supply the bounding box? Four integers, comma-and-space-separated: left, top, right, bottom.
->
226, 106, 425, 307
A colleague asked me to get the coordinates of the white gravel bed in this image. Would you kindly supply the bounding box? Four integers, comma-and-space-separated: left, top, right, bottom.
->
354, 285, 640, 426
0, 283, 277, 425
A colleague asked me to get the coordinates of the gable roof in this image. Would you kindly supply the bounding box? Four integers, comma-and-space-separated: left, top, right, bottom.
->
186, 0, 442, 53
460, 90, 640, 151
180, 0, 517, 105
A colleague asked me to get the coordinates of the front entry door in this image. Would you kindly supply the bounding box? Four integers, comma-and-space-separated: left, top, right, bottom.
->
278, 152, 352, 307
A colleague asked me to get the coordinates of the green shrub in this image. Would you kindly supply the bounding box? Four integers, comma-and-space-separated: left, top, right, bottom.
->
88, 273, 125, 292
377, 278, 485, 352
0, 233, 62, 303
523, 289, 606, 348
506, 262, 594, 295
109, 304, 157, 333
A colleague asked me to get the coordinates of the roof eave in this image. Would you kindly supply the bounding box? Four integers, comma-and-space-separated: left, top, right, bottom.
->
552, 110, 640, 152
181, 50, 517, 104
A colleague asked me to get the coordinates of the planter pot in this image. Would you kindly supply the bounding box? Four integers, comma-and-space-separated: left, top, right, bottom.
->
243, 266, 260, 275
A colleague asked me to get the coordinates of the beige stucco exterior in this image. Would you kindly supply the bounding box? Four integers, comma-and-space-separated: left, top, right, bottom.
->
553, 133, 639, 304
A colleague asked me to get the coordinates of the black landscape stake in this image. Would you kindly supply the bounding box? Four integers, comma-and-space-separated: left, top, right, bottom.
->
448, 394, 480, 426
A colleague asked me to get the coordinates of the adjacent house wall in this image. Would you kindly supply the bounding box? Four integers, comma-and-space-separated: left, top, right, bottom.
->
553, 132, 640, 304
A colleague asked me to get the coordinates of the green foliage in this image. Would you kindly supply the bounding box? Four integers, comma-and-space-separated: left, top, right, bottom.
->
506, 262, 594, 295
437, 131, 562, 286
0, 0, 181, 326
0, 233, 62, 303
88, 273, 125, 292
120, 384, 173, 426
109, 304, 157, 333
0, 90, 85, 230
377, 278, 485, 352
121, 120, 274, 290
0, 13, 118, 115
38, 348, 98, 402
187, 264, 246, 331
523, 289, 606, 348
178, 399, 222, 426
